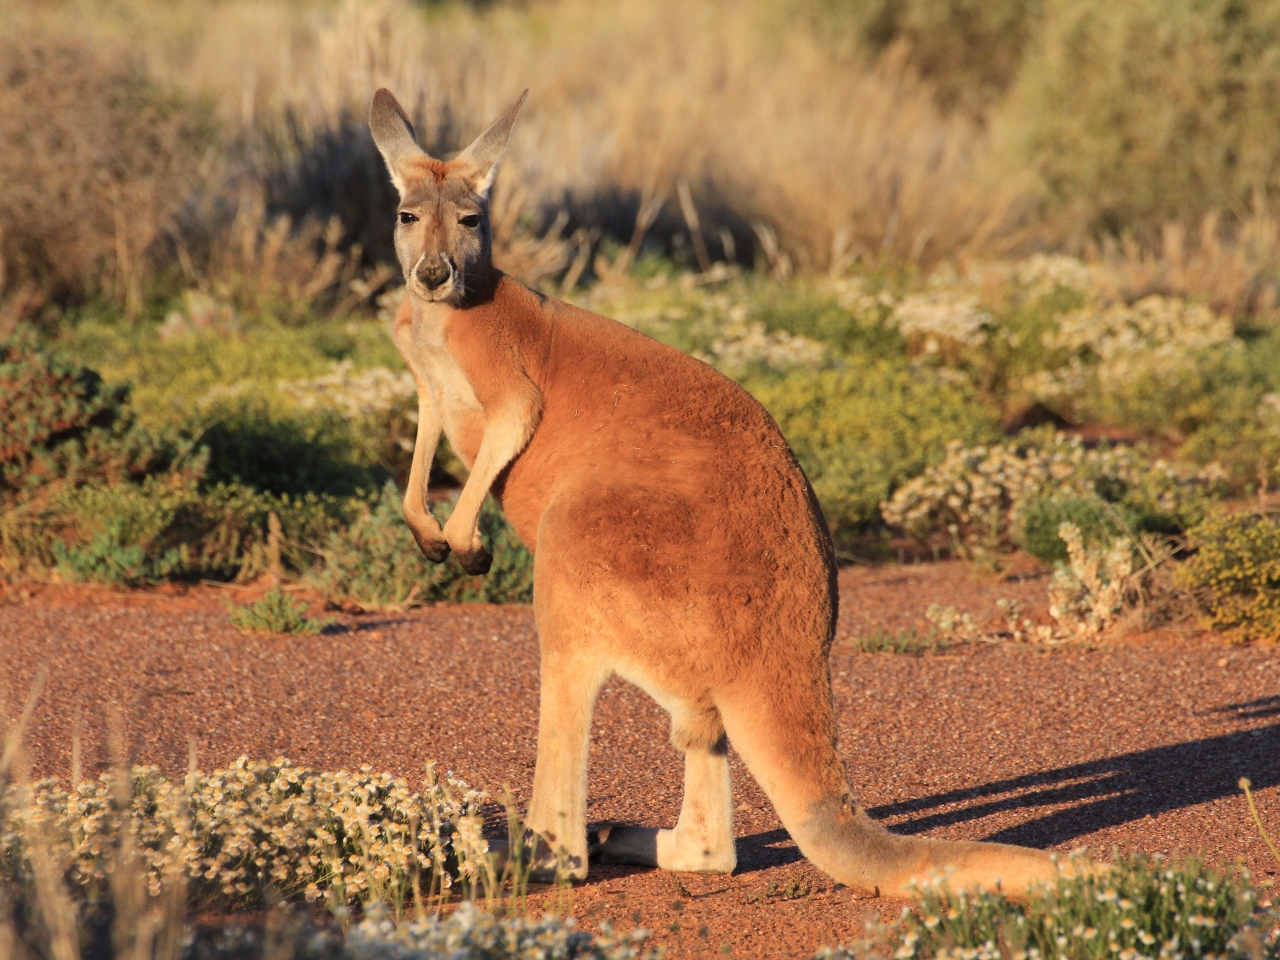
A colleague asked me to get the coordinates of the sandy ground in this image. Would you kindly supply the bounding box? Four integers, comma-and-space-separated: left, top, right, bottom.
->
2, 561, 1279, 958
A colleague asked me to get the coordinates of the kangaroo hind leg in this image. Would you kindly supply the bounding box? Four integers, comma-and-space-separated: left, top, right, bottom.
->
525, 649, 609, 881
594, 700, 737, 874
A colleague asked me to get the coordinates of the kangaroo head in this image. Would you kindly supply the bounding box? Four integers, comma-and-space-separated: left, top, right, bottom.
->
370, 88, 526, 305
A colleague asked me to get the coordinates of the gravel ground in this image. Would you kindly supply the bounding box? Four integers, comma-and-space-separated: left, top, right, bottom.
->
2, 561, 1279, 959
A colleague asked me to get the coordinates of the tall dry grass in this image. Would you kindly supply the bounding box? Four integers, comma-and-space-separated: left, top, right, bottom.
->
0, 0, 1020, 297
0, 35, 214, 318
5, 0, 1280, 316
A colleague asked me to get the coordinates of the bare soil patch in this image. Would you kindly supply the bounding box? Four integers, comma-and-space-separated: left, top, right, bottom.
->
2, 561, 1279, 958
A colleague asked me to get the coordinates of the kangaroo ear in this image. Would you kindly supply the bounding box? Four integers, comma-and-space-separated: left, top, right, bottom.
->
454, 90, 527, 197
370, 88, 430, 195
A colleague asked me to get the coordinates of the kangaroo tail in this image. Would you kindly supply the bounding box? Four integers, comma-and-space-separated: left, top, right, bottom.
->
716, 669, 1071, 897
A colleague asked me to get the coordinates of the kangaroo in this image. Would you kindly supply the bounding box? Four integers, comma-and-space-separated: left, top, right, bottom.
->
370, 87, 1078, 896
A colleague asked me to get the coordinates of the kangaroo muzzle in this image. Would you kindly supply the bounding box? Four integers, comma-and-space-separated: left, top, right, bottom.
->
416, 256, 453, 291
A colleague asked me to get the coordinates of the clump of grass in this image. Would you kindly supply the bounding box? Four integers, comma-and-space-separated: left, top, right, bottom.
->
856, 625, 948, 656
228, 588, 332, 635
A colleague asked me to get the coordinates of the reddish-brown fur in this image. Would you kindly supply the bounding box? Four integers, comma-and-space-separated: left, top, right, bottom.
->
373, 87, 1093, 895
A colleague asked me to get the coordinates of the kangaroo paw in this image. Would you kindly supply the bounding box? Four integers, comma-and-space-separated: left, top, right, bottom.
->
411, 530, 451, 563
456, 544, 493, 575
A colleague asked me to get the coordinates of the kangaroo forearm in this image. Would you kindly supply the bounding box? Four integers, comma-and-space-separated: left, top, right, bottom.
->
448, 401, 539, 536
402, 393, 451, 564
404, 394, 443, 516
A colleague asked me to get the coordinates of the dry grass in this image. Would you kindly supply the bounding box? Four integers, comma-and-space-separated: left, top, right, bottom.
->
0, 35, 212, 316
5, 0, 1280, 316
0, 0, 1023, 295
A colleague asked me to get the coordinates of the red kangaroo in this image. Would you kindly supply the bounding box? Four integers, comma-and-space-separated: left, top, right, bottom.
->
370, 87, 1081, 894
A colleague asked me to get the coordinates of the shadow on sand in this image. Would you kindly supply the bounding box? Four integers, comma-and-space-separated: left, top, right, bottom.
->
734, 704, 1280, 873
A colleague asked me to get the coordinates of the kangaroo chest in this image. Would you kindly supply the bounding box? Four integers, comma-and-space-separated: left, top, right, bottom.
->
398, 309, 485, 467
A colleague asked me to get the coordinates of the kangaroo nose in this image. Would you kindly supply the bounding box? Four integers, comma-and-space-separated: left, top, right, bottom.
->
417, 258, 451, 290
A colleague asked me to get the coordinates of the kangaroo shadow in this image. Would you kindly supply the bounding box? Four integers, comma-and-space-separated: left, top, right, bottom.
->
735, 828, 806, 873
863, 713, 1280, 850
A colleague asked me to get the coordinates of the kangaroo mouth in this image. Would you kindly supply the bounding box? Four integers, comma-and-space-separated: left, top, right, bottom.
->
409, 274, 460, 303
409, 255, 462, 304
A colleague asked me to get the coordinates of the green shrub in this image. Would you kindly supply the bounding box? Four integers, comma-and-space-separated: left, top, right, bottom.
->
0, 334, 196, 507
748, 280, 905, 360
308, 484, 534, 611
746, 360, 1000, 539
229, 588, 333, 634
1017, 495, 1140, 564
821, 854, 1263, 960
1178, 511, 1280, 642
198, 406, 384, 498
52, 518, 185, 587
2, 472, 351, 585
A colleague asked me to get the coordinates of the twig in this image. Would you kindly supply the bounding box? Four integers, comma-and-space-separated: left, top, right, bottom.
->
1240, 777, 1280, 868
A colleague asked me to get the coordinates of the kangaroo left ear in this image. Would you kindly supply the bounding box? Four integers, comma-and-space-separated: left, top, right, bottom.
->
453, 90, 528, 197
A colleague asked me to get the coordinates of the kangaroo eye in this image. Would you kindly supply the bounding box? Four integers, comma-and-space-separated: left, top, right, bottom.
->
459, 214, 481, 228
398, 211, 418, 225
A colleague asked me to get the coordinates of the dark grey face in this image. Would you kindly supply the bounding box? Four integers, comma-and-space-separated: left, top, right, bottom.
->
395, 172, 491, 306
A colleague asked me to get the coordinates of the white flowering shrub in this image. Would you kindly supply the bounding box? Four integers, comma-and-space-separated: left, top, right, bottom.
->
1023, 296, 1240, 435
595, 285, 828, 379
1047, 523, 1137, 640
891, 293, 992, 355
966, 254, 1102, 306
694, 310, 826, 379
881, 431, 1224, 560
280, 361, 418, 433
0, 758, 490, 908
343, 902, 656, 960
816, 855, 1273, 960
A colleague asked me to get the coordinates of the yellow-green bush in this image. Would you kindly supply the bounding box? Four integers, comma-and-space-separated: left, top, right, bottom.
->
1178, 511, 1280, 642
746, 361, 999, 540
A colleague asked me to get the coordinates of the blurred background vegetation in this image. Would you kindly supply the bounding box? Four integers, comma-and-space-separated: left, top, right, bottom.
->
6, 0, 1280, 617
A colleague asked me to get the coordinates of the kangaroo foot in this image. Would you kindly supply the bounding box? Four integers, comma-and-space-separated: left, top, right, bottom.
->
492, 833, 588, 883
591, 825, 736, 874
